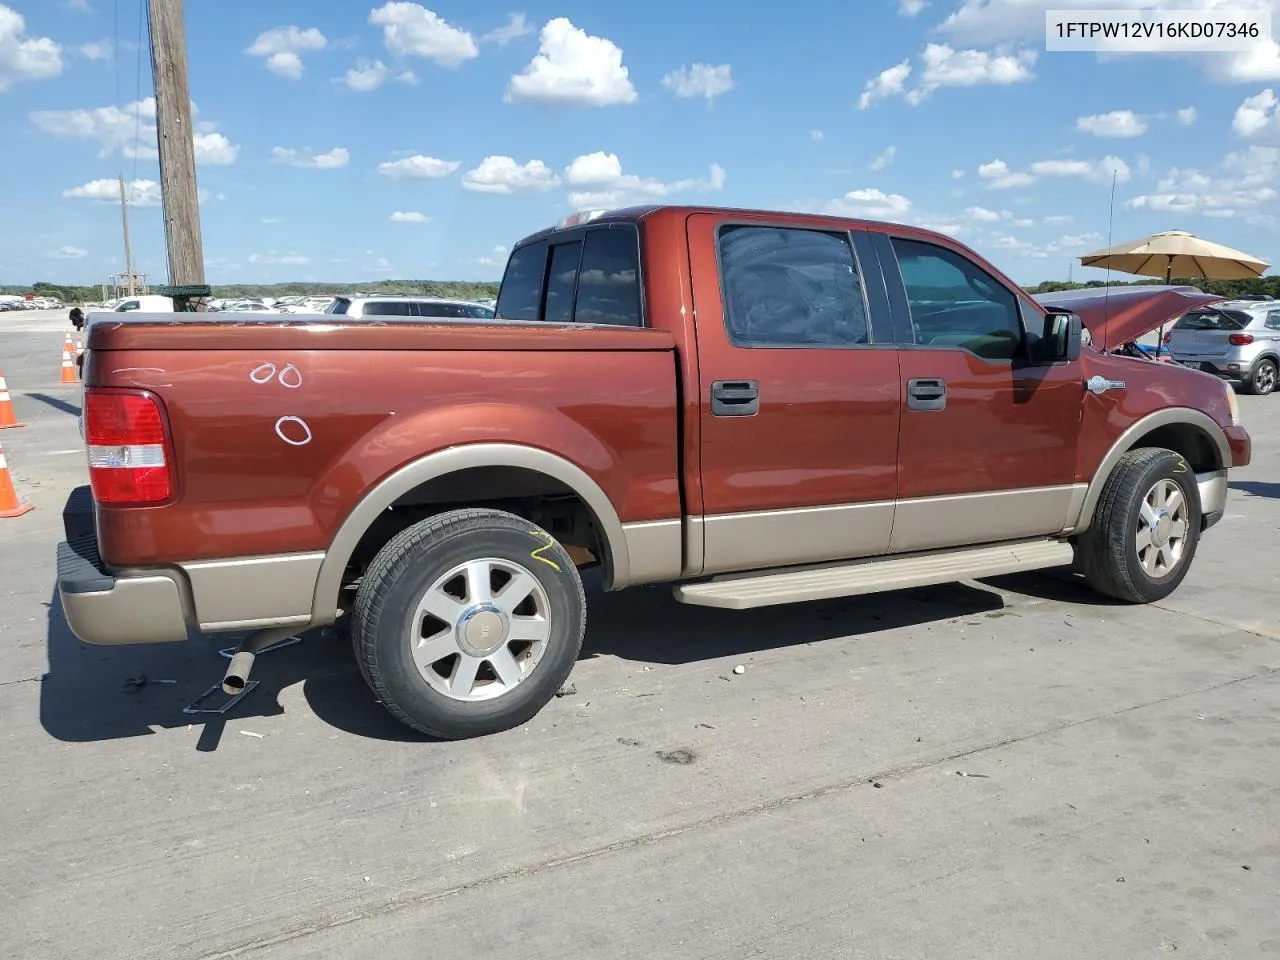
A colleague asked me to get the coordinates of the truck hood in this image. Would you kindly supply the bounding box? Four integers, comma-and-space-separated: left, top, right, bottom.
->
1032, 285, 1225, 350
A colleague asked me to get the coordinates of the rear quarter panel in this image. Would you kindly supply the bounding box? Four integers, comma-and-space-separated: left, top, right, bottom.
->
87, 325, 680, 566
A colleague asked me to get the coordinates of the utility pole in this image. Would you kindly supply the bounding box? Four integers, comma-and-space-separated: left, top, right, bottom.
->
148, 0, 208, 311
117, 174, 137, 295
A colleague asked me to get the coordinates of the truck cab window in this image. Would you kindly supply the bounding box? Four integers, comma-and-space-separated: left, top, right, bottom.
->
575, 228, 642, 326
718, 225, 869, 346
363, 301, 413, 316
545, 241, 583, 323
889, 237, 1022, 360
495, 241, 548, 321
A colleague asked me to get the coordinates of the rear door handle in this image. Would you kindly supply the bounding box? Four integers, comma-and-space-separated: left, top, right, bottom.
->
906, 378, 946, 412
711, 379, 759, 417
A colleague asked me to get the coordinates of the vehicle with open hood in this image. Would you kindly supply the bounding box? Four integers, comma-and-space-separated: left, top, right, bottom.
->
56, 204, 1251, 739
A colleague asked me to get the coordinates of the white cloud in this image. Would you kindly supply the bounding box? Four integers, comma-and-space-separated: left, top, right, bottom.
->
249, 252, 310, 266
907, 44, 1035, 104
858, 60, 911, 109
506, 17, 637, 106
369, 2, 478, 68
983, 230, 1104, 260
869, 146, 897, 171
1234, 89, 1277, 137
859, 43, 1034, 108
827, 187, 912, 219
937, 0, 1280, 83
246, 26, 327, 79
63, 0, 92, 11
0, 4, 64, 92
340, 58, 416, 91
561, 151, 725, 207
271, 146, 350, 169
390, 210, 430, 222
1177, 106, 1198, 126
810, 129, 825, 141
64, 178, 161, 206
77, 39, 112, 61
31, 98, 156, 157
377, 154, 460, 179
49, 245, 88, 260
32, 98, 240, 165
1043, 214, 1074, 225
261, 217, 284, 225
193, 131, 239, 165
482, 13, 532, 46
661, 63, 734, 103
977, 159, 1035, 189
462, 156, 560, 193
951, 168, 965, 178
1076, 109, 1147, 138
477, 244, 509, 266
964, 205, 1002, 222
1128, 145, 1278, 218
899, 0, 927, 15
1030, 155, 1131, 182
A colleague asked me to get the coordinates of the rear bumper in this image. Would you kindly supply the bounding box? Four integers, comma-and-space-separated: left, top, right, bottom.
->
58, 537, 191, 644
56, 486, 324, 645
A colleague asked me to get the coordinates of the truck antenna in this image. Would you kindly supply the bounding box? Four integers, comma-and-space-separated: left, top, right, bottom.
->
1100, 168, 1117, 351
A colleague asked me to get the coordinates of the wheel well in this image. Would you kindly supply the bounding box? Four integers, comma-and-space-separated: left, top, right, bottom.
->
346, 466, 610, 584
1129, 423, 1222, 472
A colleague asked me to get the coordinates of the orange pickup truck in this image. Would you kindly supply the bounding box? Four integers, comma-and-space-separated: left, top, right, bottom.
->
58, 205, 1251, 739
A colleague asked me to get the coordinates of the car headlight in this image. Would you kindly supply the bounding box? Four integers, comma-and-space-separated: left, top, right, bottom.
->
1226, 382, 1241, 426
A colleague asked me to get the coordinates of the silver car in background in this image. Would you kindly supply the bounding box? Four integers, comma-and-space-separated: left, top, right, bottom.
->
1166, 300, 1280, 396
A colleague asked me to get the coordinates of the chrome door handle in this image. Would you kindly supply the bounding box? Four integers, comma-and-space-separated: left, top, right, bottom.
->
1086, 375, 1126, 395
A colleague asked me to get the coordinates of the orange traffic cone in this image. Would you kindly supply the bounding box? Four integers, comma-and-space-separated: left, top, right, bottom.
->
60, 336, 79, 384
0, 371, 22, 429
0, 441, 34, 518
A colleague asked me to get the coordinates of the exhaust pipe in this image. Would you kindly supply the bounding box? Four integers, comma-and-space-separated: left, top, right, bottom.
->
222, 626, 302, 694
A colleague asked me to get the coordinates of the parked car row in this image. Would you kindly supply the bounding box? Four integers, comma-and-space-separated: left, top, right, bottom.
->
1164, 298, 1280, 395
0, 296, 64, 311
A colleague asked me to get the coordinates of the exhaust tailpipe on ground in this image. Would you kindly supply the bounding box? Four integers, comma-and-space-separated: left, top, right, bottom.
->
222, 626, 303, 694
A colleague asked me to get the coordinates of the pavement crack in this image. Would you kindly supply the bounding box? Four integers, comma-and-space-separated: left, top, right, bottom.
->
197, 665, 1277, 960
0, 674, 42, 687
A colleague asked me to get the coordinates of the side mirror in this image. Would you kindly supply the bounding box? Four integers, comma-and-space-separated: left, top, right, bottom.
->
1042, 310, 1082, 363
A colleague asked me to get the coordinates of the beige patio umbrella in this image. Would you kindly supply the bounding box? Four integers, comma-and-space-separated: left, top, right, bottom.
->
1079, 229, 1269, 283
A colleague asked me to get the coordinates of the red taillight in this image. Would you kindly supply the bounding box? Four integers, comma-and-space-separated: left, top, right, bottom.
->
1229, 333, 1255, 346
84, 388, 173, 505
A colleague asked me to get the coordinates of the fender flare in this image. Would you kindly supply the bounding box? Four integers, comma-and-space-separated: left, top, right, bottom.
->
1071, 407, 1231, 534
309, 443, 631, 624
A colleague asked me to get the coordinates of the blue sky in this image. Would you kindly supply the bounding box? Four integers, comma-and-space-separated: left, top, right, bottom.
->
1, 0, 1278, 287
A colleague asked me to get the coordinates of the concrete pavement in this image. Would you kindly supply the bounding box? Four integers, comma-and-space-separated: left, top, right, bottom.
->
0, 321, 1277, 959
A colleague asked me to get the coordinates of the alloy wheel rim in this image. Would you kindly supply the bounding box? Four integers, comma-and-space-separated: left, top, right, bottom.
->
410, 557, 552, 702
1135, 479, 1190, 580
1257, 364, 1275, 393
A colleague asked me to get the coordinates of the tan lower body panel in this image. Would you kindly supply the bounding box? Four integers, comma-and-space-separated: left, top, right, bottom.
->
181, 552, 325, 631
674, 538, 1075, 610
889, 484, 1086, 553
619, 519, 684, 586
700, 501, 895, 576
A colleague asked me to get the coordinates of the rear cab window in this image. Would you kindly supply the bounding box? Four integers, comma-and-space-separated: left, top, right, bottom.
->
1175, 309, 1250, 331
716, 224, 870, 346
495, 222, 644, 327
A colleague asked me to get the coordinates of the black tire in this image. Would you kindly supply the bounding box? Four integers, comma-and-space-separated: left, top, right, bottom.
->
1244, 358, 1277, 396
1076, 448, 1201, 604
353, 508, 586, 739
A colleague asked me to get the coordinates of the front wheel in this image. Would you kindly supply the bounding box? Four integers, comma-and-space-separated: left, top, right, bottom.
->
1076, 448, 1201, 604
353, 508, 586, 739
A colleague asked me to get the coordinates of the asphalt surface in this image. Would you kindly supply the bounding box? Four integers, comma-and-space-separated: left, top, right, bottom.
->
1, 308, 1278, 960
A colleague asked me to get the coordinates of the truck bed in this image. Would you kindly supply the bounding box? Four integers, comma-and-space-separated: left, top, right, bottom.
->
84, 314, 681, 568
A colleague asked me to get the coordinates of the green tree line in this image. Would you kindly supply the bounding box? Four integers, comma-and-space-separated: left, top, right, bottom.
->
5, 275, 1278, 305
1, 279, 500, 303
